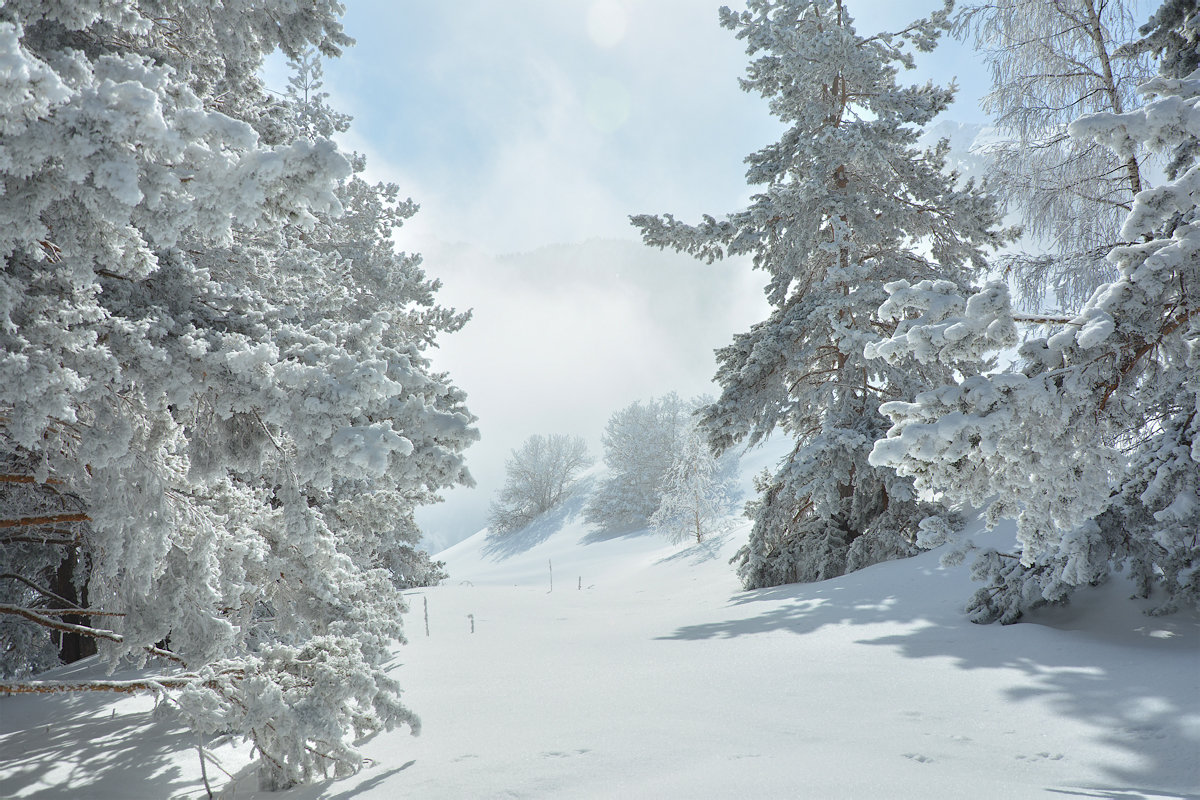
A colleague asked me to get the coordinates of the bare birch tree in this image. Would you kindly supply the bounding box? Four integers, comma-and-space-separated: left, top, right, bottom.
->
957, 0, 1155, 310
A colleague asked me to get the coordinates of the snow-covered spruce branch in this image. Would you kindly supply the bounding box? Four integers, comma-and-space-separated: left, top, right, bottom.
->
1006, 302, 1189, 329
1097, 306, 1198, 410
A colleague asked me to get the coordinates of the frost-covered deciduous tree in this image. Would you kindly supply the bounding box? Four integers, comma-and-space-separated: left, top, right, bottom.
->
488, 435, 592, 534
586, 393, 741, 535
585, 393, 691, 531
956, 0, 1155, 310
0, 2, 475, 789
650, 422, 738, 544
870, 49, 1200, 622
633, 0, 1009, 589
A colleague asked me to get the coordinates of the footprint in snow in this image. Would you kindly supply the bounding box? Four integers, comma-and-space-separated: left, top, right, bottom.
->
541, 749, 590, 758
902, 753, 935, 764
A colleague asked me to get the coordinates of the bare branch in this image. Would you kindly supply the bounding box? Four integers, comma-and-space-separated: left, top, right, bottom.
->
0, 674, 241, 695
3, 605, 125, 617
0, 573, 77, 607
0, 474, 64, 485
0, 513, 89, 529
0, 604, 183, 664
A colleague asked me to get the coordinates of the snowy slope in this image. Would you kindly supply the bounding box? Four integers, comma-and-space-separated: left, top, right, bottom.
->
2, 489, 1198, 799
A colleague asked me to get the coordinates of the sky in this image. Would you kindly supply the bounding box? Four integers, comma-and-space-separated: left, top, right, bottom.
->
263, 1, 997, 549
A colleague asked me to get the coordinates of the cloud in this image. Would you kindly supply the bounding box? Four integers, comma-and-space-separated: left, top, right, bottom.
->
310, 1, 987, 258
307, 1, 777, 254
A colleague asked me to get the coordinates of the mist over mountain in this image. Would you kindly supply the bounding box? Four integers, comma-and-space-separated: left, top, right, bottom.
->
413, 237, 769, 552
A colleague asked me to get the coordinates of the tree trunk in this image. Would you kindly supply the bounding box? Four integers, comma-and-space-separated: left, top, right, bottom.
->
1083, 0, 1142, 197
50, 550, 96, 663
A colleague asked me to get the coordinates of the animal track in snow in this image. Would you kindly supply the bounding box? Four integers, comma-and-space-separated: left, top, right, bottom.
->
541, 749, 590, 759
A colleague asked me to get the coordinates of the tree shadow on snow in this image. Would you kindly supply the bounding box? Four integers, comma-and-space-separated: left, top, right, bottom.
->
0, 673, 237, 800
657, 557, 1200, 798
578, 518, 659, 545
1046, 789, 1200, 800
654, 530, 738, 565
480, 476, 595, 560
248, 760, 417, 800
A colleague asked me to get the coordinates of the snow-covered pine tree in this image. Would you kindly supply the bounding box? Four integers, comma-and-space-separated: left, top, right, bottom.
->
585, 393, 691, 532
869, 21, 1200, 621
650, 421, 737, 544
0, 2, 475, 788
274, 50, 464, 592
632, 0, 1010, 589
956, 0, 1154, 311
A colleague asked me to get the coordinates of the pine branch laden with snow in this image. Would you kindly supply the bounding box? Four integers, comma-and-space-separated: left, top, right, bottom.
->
870, 60, 1200, 623
0, 3, 475, 790
632, 0, 1010, 590
1122, 0, 1200, 178
488, 435, 592, 534
955, 0, 1155, 311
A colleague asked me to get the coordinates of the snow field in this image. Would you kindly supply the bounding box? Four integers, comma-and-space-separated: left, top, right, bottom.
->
275, 515, 1198, 799
2, 512, 1197, 799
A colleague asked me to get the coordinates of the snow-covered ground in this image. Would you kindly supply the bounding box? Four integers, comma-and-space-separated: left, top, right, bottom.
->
2, 492, 1197, 799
